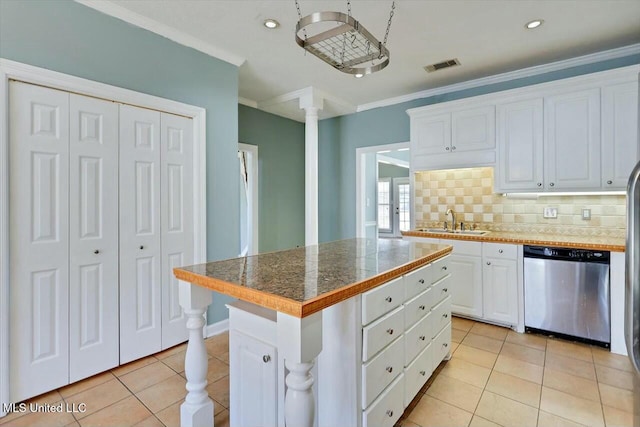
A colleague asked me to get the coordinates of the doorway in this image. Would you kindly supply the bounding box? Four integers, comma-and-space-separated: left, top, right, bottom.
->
238, 143, 259, 256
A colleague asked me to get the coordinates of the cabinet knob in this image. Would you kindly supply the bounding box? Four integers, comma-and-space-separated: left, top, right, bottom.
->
442, 313, 449, 319
386, 328, 394, 335
419, 335, 426, 341
386, 366, 393, 373
498, 249, 503, 254
442, 266, 447, 271
445, 147, 450, 151
386, 410, 394, 417
140, 245, 144, 250
443, 343, 449, 348
94, 250, 100, 254
419, 305, 426, 311
443, 288, 448, 293
262, 355, 271, 363
607, 180, 613, 185
549, 182, 555, 187
418, 279, 425, 284
385, 296, 392, 303
537, 182, 542, 187
486, 261, 491, 265
419, 370, 426, 376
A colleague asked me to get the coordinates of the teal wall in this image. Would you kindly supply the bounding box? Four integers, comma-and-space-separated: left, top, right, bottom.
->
0, 0, 240, 324
238, 105, 305, 252
318, 54, 640, 242
379, 163, 409, 179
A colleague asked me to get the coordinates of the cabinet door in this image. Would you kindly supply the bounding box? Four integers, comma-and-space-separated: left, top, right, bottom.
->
451, 106, 495, 152
9, 82, 70, 401
544, 89, 601, 190
482, 258, 518, 325
411, 113, 451, 156
230, 330, 277, 427
69, 94, 119, 382
448, 254, 483, 318
601, 81, 639, 189
160, 113, 193, 349
119, 105, 162, 364
496, 99, 544, 191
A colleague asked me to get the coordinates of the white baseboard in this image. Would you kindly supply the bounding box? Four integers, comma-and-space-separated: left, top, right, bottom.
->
205, 318, 229, 338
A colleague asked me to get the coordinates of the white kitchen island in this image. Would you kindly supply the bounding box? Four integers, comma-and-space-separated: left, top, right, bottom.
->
173, 238, 453, 427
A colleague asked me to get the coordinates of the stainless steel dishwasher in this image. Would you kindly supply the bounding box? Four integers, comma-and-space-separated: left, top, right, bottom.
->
524, 245, 610, 347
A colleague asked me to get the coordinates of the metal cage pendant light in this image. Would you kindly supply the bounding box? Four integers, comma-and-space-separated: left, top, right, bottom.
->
295, 0, 396, 76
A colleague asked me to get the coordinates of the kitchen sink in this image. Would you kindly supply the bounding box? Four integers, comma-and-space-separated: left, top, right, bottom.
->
417, 228, 490, 236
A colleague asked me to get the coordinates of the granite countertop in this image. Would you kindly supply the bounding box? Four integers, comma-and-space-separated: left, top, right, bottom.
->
173, 238, 452, 318
402, 230, 625, 252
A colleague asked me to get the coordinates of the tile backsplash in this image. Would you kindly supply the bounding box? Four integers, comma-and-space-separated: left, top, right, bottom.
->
414, 167, 626, 238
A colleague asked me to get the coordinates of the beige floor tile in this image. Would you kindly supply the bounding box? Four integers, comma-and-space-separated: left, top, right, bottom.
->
206, 376, 230, 409
595, 364, 634, 391
462, 333, 504, 354
469, 323, 509, 341
469, 415, 501, 427
452, 316, 475, 332
155, 401, 180, 427
135, 374, 187, 414
111, 356, 158, 378
475, 391, 538, 427
592, 348, 634, 373
547, 339, 593, 363
205, 332, 229, 358
215, 409, 230, 427
206, 357, 229, 384
215, 352, 230, 363
537, 410, 586, 427
161, 351, 186, 374
78, 395, 152, 427
453, 344, 498, 369
505, 331, 547, 352
59, 372, 115, 398
154, 343, 187, 360
452, 328, 468, 343
545, 353, 596, 381
425, 374, 483, 412
540, 386, 605, 427
598, 383, 635, 413
440, 358, 492, 388
132, 415, 164, 427
500, 342, 545, 366
406, 395, 473, 427
0, 400, 76, 427
66, 421, 81, 427
485, 371, 541, 408
450, 341, 460, 354
542, 368, 600, 402
119, 362, 176, 394
65, 378, 131, 419
494, 355, 543, 384
602, 405, 635, 427
398, 420, 421, 427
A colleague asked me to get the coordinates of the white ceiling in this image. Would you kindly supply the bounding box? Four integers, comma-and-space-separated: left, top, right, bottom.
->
84, 0, 640, 122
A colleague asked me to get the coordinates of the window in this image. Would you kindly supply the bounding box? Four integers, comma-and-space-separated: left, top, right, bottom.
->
397, 182, 410, 232
378, 179, 391, 232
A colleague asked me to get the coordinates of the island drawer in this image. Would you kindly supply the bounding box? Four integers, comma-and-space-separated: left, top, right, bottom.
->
404, 313, 431, 366
431, 275, 451, 307
431, 296, 452, 339
362, 335, 404, 408
404, 288, 431, 330
362, 276, 404, 326
431, 255, 451, 283
404, 343, 432, 408
362, 373, 404, 427
483, 242, 517, 260
432, 323, 452, 371
404, 264, 432, 300
363, 306, 405, 362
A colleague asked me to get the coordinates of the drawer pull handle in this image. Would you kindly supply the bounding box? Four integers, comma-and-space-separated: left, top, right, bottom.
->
386, 328, 394, 335
498, 249, 503, 254
263, 355, 271, 363
386, 366, 393, 373
385, 296, 393, 303
419, 370, 426, 376
442, 266, 447, 271
419, 335, 426, 341
442, 313, 449, 319
419, 305, 426, 311
419, 279, 425, 284
443, 343, 449, 348
386, 410, 394, 417
443, 288, 448, 293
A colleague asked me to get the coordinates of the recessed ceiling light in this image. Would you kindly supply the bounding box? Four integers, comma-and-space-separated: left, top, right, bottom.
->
354, 73, 364, 78
525, 19, 544, 29
264, 19, 279, 29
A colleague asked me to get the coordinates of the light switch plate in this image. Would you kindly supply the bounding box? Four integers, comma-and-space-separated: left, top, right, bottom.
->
543, 207, 558, 219
582, 208, 591, 220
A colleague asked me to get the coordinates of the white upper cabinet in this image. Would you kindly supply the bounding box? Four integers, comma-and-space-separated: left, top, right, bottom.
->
451, 105, 495, 152
544, 88, 601, 190
411, 113, 451, 156
601, 81, 639, 189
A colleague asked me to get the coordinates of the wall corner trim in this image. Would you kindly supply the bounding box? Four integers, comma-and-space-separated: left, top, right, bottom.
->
206, 318, 230, 338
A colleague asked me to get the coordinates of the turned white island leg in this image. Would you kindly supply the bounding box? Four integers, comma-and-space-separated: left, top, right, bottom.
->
179, 282, 214, 427
277, 311, 323, 427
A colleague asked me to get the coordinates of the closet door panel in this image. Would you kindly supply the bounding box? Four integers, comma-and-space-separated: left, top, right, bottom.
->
161, 113, 193, 349
69, 94, 119, 382
9, 82, 70, 402
119, 104, 162, 363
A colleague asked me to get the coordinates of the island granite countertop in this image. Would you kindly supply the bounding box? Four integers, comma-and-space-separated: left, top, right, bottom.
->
173, 238, 452, 318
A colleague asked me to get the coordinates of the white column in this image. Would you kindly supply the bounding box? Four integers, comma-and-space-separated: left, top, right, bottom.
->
300, 91, 323, 246
277, 311, 323, 427
179, 282, 214, 427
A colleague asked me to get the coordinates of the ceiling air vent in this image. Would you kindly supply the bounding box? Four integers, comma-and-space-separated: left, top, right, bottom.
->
424, 58, 461, 73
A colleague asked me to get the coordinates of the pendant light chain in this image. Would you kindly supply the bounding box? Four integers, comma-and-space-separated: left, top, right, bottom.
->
383, 1, 396, 47
295, 0, 307, 41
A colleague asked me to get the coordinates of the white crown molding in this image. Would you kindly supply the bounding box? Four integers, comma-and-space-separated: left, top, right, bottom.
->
75, 0, 246, 67
357, 43, 640, 113
239, 97, 258, 108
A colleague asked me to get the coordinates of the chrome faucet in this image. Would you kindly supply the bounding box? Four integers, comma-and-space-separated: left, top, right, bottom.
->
446, 208, 456, 232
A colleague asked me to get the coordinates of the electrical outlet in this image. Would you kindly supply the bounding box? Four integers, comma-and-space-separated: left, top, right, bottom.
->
582, 208, 591, 220
543, 207, 558, 219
